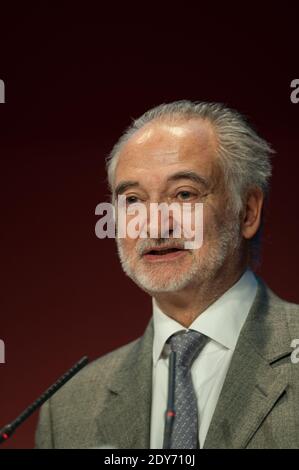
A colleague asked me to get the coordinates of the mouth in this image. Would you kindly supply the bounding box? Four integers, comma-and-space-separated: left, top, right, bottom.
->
142, 246, 188, 262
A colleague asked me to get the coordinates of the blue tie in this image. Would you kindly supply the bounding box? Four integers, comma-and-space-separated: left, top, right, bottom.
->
168, 330, 207, 448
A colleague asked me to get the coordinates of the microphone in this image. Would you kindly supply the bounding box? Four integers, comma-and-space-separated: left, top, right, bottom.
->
163, 350, 176, 449
0, 355, 89, 444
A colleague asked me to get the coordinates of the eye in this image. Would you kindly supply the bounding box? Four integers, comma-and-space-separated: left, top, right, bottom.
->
176, 190, 196, 201
126, 195, 140, 205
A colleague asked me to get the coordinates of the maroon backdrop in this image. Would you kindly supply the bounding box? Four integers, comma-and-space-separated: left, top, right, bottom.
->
0, 3, 298, 448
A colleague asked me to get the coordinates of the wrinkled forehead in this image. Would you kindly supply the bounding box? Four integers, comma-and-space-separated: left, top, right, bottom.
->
113, 118, 221, 191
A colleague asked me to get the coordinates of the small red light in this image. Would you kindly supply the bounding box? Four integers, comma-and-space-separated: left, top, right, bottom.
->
2, 433, 9, 440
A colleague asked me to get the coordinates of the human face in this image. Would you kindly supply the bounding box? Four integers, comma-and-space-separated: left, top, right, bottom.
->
113, 118, 241, 294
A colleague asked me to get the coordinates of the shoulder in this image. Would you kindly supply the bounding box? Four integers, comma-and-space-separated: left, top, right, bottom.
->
263, 281, 299, 314
80, 338, 140, 382
48, 319, 154, 411
257, 276, 299, 333
50, 337, 141, 407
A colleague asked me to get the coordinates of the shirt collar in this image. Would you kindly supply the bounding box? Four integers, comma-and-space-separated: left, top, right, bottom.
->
152, 269, 258, 365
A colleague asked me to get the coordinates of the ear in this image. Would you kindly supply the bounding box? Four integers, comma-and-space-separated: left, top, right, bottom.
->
241, 187, 264, 240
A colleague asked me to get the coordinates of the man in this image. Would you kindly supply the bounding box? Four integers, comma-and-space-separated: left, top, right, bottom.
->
35, 100, 299, 449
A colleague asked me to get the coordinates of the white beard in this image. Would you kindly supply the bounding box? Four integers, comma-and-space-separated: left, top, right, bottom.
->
116, 214, 241, 294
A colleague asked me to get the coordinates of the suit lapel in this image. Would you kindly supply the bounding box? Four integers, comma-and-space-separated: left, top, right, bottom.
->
203, 338, 290, 448
96, 321, 154, 448
204, 278, 292, 448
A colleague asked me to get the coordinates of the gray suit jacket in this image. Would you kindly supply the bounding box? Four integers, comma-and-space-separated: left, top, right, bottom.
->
35, 277, 299, 448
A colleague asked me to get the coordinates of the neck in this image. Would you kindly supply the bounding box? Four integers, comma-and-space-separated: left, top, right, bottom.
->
153, 263, 247, 328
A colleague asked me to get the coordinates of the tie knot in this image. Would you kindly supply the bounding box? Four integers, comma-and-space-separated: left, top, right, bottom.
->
168, 330, 207, 369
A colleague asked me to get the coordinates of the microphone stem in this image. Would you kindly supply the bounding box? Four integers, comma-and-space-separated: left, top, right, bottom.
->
163, 351, 176, 449
0, 356, 89, 444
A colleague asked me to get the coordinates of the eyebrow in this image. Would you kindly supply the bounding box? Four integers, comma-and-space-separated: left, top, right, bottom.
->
114, 171, 210, 196
166, 171, 209, 188
114, 180, 140, 196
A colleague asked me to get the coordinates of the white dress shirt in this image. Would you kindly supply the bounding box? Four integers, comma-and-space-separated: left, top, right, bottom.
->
150, 269, 258, 448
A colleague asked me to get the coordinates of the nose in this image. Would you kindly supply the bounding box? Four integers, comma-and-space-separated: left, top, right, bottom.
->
146, 202, 181, 240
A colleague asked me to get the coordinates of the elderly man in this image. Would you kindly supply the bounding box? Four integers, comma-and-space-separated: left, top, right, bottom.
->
36, 100, 299, 449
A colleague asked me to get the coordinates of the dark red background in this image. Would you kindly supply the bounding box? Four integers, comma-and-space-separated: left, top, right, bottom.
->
0, 3, 298, 448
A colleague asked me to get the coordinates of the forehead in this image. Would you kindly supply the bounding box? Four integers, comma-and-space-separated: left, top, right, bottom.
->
114, 118, 219, 188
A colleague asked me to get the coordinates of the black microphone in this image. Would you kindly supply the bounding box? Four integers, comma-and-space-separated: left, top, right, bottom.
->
163, 350, 176, 449
0, 355, 89, 444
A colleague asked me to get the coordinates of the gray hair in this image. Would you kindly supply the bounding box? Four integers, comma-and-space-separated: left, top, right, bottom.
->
106, 100, 275, 264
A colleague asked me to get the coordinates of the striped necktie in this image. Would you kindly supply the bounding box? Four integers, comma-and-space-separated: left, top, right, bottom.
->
168, 330, 208, 448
